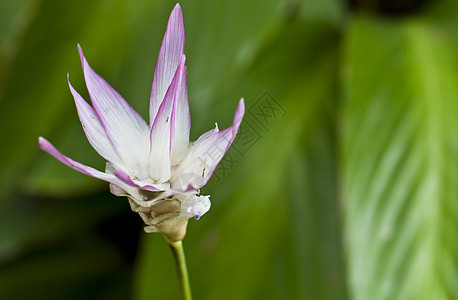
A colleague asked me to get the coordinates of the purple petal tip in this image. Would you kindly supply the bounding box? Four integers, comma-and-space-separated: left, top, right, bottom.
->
38, 136, 51, 151
169, 3, 184, 29
77, 44, 85, 66
234, 98, 245, 124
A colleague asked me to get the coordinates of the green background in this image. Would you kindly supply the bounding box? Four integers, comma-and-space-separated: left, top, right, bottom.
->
0, 0, 456, 299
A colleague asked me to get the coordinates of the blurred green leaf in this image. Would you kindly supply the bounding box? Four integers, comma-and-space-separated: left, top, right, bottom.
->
341, 13, 458, 300
0, 0, 39, 96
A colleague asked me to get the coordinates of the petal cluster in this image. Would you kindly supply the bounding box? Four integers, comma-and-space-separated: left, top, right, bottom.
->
38, 3, 244, 242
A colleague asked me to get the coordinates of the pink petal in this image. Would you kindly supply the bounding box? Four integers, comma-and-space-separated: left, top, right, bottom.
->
113, 169, 161, 192
78, 45, 150, 179
68, 77, 123, 168
149, 3, 185, 124
38, 137, 128, 189
170, 58, 190, 165
180, 99, 245, 186
149, 55, 186, 182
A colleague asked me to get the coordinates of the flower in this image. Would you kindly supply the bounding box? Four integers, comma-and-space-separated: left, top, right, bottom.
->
38, 3, 244, 242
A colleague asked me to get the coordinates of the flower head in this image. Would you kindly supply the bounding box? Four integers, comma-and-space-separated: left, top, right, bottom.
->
38, 3, 244, 242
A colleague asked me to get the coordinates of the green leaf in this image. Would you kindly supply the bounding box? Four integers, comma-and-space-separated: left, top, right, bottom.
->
341, 14, 458, 300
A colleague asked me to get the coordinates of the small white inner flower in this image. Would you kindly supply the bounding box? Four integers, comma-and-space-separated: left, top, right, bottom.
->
181, 195, 211, 220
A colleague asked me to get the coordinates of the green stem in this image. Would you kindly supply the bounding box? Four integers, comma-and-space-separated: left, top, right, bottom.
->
168, 240, 193, 300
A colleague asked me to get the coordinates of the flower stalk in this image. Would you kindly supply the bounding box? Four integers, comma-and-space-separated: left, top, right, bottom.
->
168, 240, 192, 300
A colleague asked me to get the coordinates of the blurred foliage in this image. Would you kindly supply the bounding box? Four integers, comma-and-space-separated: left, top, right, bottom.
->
0, 0, 456, 299
341, 9, 458, 300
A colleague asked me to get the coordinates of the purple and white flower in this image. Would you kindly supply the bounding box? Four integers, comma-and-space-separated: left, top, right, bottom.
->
38, 4, 244, 242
